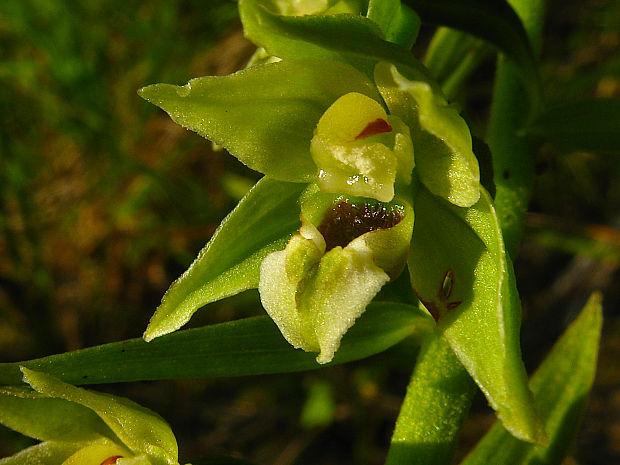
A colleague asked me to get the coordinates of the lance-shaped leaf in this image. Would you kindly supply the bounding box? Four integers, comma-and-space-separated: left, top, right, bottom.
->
139, 59, 381, 183
0, 303, 434, 386
20, 368, 178, 465
408, 187, 545, 444
376, 63, 480, 207
367, 0, 421, 48
239, 0, 432, 83
461, 292, 603, 465
144, 177, 306, 342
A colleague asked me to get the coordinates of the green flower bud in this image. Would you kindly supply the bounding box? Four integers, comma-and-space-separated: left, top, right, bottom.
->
0, 368, 179, 465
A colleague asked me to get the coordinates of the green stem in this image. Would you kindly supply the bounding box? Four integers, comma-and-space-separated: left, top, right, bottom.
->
488, 0, 546, 256
385, 334, 476, 465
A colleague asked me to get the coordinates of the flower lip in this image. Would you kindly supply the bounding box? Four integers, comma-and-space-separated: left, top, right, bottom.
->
317, 198, 404, 251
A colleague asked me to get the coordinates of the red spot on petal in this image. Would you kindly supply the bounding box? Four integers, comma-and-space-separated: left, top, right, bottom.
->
355, 118, 392, 139
100, 457, 123, 465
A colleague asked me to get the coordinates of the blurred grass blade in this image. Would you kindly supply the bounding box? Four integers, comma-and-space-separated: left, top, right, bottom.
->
143, 177, 305, 341
461, 292, 603, 465
424, 27, 491, 99
385, 334, 476, 465
0, 302, 434, 386
527, 98, 620, 154
403, 0, 541, 112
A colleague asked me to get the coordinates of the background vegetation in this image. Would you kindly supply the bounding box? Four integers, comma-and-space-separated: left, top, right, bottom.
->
0, 0, 618, 463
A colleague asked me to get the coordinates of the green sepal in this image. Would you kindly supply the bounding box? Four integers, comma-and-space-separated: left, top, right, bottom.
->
138, 59, 381, 183
21, 368, 178, 465
408, 187, 545, 444
239, 0, 432, 82
367, 0, 421, 48
144, 178, 307, 342
0, 441, 82, 465
376, 63, 480, 207
461, 292, 603, 465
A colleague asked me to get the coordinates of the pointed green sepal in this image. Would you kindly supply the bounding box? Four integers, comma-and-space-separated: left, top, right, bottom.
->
408, 187, 545, 444
139, 59, 381, 183
462, 292, 603, 465
144, 178, 307, 342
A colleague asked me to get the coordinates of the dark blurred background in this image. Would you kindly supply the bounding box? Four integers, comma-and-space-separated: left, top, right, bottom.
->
0, 1, 618, 464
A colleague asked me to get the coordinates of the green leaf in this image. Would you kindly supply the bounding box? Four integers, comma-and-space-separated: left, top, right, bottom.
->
0, 387, 113, 443
385, 334, 476, 465
21, 368, 178, 465
527, 98, 620, 154
367, 0, 421, 48
139, 59, 381, 183
0, 441, 82, 465
239, 0, 432, 82
408, 187, 545, 443
403, 0, 541, 113
461, 292, 603, 465
143, 177, 306, 341
0, 303, 433, 386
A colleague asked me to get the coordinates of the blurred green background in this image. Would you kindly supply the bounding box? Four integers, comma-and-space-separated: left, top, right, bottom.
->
0, 1, 619, 464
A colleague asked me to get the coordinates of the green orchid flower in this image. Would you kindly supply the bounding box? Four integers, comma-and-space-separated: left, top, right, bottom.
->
138, 0, 544, 444
0, 368, 179, 465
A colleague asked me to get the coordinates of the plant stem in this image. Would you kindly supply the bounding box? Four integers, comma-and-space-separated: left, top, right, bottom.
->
488, 0, 546, 256
385, 334, 476, 465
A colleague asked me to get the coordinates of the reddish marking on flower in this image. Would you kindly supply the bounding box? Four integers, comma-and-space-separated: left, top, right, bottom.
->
420, 299, 441, 322
355, 118, 392, 139
100, 457, 123, 465
446, 301, 462, 311
318, 199, 403, 251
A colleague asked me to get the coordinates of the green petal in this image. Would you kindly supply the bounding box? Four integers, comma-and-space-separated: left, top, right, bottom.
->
461, 292, 603, 465
21, 368, 178, 465
0, 386, 113, 444
144, 178, 306, 341
0, 441, 82, 465
139, 59, 380, 183
408, 187, 545, 443
376, 63, 480, 207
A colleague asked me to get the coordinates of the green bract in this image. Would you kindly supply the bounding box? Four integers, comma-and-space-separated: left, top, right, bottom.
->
0, 368, 178, 465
